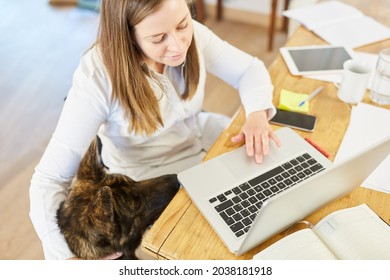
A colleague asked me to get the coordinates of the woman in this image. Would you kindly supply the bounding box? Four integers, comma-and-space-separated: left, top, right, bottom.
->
29, 0, 280, 260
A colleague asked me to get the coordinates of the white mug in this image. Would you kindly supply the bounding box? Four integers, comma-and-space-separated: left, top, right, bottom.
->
337, 59, 371, 104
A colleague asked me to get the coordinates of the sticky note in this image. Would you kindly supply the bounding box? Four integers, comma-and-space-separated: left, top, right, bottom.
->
278, 89, 309, 113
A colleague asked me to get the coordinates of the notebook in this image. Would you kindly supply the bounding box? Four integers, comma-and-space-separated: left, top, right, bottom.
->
178, 127, 390, 256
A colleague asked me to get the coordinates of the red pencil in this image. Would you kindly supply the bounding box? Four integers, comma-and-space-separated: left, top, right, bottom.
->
304, 137, 330, 158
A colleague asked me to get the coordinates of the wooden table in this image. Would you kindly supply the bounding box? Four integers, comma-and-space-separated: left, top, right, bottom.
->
141, 1, 390, 260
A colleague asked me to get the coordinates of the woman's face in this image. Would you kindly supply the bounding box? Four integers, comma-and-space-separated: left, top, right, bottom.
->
135, 0, 193, 72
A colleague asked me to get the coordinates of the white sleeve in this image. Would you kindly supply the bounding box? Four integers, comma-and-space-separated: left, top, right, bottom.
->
194, 21, 276, 119
29, 50, 111, 259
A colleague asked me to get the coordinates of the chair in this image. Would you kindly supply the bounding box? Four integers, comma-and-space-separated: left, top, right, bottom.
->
215, 0, 290, 51
193, 0, 206, 22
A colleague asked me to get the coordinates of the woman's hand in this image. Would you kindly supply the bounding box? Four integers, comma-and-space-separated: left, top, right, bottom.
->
67, 251, 123, 260
100, 252, 123, 260
231, 110, 281, 163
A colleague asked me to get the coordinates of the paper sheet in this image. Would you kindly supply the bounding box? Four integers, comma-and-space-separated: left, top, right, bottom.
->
334, 103, 390, 193
312, 16, 390, 48
282, 1, 363, 30
283, 1, 390, 48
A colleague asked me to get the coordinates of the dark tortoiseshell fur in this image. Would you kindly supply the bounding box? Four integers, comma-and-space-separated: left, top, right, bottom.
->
57, 139, 179, 259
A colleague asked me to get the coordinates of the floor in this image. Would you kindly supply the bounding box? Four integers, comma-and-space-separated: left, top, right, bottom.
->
0, 0, 287, 259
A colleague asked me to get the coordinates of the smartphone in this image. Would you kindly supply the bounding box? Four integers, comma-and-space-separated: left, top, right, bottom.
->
270, 109, 317, 132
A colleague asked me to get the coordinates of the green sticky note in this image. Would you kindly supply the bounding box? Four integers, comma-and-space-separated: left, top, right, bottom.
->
278, 89, 309, 113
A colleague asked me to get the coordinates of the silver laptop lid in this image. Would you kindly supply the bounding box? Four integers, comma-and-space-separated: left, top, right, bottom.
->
237, 132, 390, 255
179, 127, 332, 254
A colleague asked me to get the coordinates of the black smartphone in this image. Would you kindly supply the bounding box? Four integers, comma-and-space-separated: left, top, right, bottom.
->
270, 109, 317, 132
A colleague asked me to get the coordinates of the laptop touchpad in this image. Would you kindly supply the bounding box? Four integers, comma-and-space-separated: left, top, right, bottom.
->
219, 147, 277, 181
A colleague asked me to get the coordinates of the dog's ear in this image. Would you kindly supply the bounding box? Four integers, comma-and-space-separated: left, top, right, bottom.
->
78, 139, 105, 181
90, 186, 115, 231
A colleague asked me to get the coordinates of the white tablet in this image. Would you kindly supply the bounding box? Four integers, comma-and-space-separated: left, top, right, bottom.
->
280, 45, 355, 76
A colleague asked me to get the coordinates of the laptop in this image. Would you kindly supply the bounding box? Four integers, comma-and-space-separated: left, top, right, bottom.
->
178, 127, 390, 256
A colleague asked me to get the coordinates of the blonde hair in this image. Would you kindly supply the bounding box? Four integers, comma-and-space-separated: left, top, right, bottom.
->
97, 0, 199, 135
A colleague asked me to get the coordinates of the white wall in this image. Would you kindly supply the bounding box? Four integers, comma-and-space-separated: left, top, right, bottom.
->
205, 0, 285, 15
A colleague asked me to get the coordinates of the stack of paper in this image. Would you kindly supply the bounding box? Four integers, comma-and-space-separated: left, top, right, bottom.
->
283, 1, 390, 48
334, 103, 390, 194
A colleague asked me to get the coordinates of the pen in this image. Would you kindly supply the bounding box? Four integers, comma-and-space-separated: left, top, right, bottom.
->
304, 137, 330, 158
298, 86, 324, 107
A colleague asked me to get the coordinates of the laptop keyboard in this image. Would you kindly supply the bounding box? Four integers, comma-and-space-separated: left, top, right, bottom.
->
208, 153, 325, 238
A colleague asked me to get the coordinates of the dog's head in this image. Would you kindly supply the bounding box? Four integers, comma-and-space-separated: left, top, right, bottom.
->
57, 139, 180, 259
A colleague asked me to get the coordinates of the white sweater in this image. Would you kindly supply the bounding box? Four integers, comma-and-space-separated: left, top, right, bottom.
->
29, 20, 276, 259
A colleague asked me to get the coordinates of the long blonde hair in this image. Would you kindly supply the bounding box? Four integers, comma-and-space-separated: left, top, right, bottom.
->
97, 0, 200, 135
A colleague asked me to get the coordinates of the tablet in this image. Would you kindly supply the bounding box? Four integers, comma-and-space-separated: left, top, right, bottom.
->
280, 45, 355, 76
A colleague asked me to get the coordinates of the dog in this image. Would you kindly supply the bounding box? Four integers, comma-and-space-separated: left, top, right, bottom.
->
56, 138, 180, 259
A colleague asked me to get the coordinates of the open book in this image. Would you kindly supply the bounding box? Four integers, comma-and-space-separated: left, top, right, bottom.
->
253, 204, 390, 260
283, 1, 390, 48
